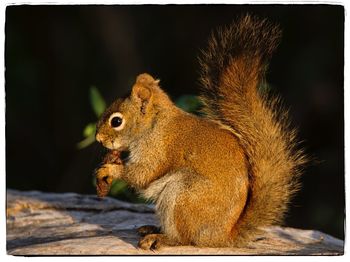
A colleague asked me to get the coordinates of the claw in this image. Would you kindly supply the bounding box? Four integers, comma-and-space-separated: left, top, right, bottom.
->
150, 239, 158, 251
138, 234, 162, 251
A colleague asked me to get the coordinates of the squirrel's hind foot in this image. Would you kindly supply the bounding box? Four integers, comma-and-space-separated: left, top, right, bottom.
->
138, 233, 178, 250
136, 225, 160, 236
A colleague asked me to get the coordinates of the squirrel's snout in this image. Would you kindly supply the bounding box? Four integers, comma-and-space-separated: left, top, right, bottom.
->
96, 133, 103, 143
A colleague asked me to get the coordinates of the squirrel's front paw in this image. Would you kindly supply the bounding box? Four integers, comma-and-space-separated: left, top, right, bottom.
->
95, 164, 122, 197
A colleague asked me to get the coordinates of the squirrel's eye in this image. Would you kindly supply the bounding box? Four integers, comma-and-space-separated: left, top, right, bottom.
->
111, 116, 122, 127
108, 112, 125, 131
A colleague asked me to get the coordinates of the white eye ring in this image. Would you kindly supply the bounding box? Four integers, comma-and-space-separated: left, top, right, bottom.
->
109, 112, 125, 131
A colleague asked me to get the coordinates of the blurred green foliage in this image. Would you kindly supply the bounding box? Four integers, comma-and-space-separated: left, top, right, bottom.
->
79, 88, 202, 202
90, 86, 106, 117
175, 94, 203, 113
77, 86, 104, 149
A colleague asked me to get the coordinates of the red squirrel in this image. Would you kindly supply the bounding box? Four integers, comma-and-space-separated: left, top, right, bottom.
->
95, 15, 306, 249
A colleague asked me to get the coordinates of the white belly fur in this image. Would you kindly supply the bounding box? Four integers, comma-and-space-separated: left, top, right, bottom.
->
140, 172, 185, 241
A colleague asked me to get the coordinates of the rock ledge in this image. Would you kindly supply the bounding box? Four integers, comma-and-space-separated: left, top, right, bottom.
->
6, 189, 344, 255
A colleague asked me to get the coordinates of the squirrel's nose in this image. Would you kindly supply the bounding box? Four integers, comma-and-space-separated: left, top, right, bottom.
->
96, 133, 103, 143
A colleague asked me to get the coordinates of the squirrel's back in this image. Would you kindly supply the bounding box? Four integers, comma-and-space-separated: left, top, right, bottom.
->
199, 14, 306, 245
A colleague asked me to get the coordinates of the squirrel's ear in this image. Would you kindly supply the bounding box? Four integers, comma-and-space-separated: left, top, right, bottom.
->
132, 84, 151, 102
131, 73, 159, 114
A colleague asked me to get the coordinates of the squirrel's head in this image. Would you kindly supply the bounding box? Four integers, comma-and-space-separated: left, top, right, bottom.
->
95, 73, 173, 151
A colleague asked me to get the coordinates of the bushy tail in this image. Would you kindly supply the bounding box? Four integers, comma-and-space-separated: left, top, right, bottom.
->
199, 14, 306, 245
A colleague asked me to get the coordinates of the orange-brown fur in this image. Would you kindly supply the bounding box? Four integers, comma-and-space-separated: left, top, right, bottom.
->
95, 14, 305, 249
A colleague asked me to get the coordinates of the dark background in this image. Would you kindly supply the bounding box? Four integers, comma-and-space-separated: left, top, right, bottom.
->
5, 5, 344, 239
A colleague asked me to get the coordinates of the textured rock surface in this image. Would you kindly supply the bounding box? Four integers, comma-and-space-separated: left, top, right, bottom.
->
6, 189, 344, 255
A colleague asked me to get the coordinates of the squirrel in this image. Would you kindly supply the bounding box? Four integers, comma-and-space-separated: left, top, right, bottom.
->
94, 14, 306, 250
